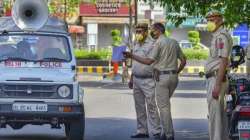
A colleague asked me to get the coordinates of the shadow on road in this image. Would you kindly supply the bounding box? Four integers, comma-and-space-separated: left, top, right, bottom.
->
174, 118, 209, 140
80, 79, 206, 91
173, 93, 206, 98
80, 81, 129, 90
0, 135, 65, 140
85, 117, 209, 140
176, 80, 206, 91
0, 125, 65, 140
0, 118, 209, 140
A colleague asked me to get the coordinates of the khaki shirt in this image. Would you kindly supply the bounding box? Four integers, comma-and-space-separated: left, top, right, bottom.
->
149, 35, 185, 71
205, 27, 233, 73
246, 44, 250, 59
132, 37, 155, 76
246, 45, 250, 74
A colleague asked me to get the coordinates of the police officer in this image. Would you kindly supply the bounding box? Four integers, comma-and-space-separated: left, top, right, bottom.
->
124, 22, 186, 140
246, 44, 250, 75
205, 10, 233, 140
129, 23, 161, 139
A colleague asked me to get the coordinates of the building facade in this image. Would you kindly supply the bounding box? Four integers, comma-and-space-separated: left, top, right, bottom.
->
79, 0, 135, 51
137, 1, 165, 24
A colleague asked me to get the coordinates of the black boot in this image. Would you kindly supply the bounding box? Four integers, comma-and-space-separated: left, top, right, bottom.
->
160, 134, 167, 140
166, 136, 174, 140
130, 133, 149, 138
153, 133, 161, 140
160, 134, 174, 140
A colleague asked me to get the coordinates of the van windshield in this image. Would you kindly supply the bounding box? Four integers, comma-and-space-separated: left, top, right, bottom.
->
0, 35, 71, 62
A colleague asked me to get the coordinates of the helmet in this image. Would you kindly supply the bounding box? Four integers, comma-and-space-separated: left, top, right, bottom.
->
230, 45, 245, 68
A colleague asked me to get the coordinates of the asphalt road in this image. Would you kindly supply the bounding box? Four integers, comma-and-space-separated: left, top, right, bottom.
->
0, 76, 209, 140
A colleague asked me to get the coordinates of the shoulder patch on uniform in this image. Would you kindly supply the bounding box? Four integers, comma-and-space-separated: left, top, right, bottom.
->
216, 38, 224, 49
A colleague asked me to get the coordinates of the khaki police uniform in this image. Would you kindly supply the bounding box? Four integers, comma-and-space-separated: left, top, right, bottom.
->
205, 26, 233, 140
149, 35, 185, 138
132, 37, 161, 135
246, 44, 250, 75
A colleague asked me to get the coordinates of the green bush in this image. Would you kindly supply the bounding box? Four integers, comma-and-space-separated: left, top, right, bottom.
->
111, 29, 122, 47
98, 48, 112, 59
74, 49, 111, 60
182, 48, 209, 60
188, 30, 200, 49
188, 31, 199, 38
111, 29, 121, 37
75, 48, 208, 60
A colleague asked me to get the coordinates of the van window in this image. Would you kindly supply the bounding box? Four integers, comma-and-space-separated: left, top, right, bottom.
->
0, 35, 71, 62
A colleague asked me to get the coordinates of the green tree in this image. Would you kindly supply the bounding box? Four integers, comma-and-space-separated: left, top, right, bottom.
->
66, 0, 79, 14
154, 0, 250, 27
48, 0, 80, 20
2, 0, 12, 11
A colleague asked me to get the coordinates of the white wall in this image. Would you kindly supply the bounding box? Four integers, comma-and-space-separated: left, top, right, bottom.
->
169, 28, 212, 48
137, 1, 165, 21
170, 28, 190, 42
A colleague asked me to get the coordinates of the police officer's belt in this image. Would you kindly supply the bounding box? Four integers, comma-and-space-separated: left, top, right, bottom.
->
205, 71, 228, 79
159, 70, 177, 75
134, 75, 153, 79
205, 71, 217, 79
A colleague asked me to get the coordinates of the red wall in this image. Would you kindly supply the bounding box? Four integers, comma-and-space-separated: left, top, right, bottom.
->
79, 3, 135, 17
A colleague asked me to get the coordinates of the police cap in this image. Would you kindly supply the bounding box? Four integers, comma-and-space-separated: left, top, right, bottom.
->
206, 10, 223, 18
135, 23, 148, 30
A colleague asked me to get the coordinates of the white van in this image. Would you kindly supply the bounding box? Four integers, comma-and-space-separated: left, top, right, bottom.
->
0, 1, 85, 140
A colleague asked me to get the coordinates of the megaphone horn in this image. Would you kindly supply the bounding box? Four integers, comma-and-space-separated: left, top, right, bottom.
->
12, 0, 49, 31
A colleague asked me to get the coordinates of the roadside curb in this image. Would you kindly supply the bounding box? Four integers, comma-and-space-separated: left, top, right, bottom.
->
77, 66, 247, 74
77, 66, 110, 74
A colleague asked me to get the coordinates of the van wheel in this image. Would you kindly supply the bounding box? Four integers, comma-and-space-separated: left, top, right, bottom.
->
65, 108, 85, 140
65, 123, 70, 137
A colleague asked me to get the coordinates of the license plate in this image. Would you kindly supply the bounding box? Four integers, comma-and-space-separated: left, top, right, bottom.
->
12, 103, 48, 112
238, 121, 250, 130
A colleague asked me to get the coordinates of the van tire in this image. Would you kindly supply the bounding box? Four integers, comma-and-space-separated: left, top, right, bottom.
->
65, 106, 85, 140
